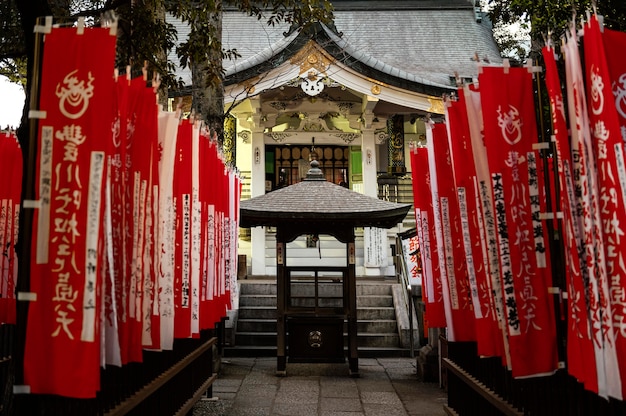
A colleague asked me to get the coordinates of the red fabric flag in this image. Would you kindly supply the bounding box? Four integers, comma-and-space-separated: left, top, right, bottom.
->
564, 24, 616, 398
603, 24, 626, 145
199, 129, 213, 330
123, 76, 157, 361
446, 94, 501, 357
479, 65, 559, 378
410, 147, 446, 328
156, 109, 179, 350
24, 25, 116, 398
463, 84, 511, 367
173, 119, 193, 338
106, 76, 131, 365
128, 79, 160, 349
543, 44, 598, 393
0, 132, 21, 324
204, 136, 219, 327
190, 121, 201, 337
583, 15, 626, 399
427, 122, 476, 342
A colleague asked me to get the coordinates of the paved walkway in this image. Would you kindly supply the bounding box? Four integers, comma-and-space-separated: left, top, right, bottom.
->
192, 357, 448, 416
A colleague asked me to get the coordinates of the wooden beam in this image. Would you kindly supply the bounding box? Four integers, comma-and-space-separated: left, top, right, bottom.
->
105, 338, 217, 416
442, 358, 524, 416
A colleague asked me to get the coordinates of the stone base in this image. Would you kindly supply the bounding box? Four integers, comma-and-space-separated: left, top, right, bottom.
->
415, 344, 439, 383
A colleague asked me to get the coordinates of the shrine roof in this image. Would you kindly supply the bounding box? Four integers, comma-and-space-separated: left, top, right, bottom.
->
169, 1, 501, 94
239, 162, 411, 233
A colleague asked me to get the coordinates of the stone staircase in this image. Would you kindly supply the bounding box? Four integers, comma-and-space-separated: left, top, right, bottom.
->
224, 279, 413, 358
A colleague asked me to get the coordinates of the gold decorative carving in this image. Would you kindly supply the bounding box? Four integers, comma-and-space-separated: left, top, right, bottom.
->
428, 97, 445, 115
290, 40, 332, 76
308, 330, 322, 348
371, 84, 381, 95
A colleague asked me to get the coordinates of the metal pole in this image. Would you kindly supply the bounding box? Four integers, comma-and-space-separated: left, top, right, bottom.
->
408, 285, 414, 358
15, 15, 46, 390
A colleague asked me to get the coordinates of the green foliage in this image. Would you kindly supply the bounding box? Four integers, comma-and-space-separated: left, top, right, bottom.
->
485, 0, 626, 59
0, 0, 333, 94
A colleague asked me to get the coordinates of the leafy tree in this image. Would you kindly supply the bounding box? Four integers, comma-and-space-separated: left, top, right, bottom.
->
484, 0, 626, 62
1, 0, 333, 144
1, 2, 333, 407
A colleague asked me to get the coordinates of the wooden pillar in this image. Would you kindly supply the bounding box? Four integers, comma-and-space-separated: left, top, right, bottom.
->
276, 238, 287, 375
250, 127, 266, 276
387, 114, 407, 175
347, 235, 359, 376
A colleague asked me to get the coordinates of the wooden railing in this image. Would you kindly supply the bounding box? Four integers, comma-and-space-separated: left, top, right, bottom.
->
441, 336, 626, 416
7, 330, 220, 416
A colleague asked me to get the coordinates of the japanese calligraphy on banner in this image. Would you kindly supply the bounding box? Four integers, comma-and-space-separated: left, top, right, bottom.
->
156, 109, 179, 351
426, 122, 476, 342
174, 119, 193, 339
409, 147, 446, 328
543, 44, 598, 394
583, 15, 626, 400
398, 228, 421, 287
24, 26, 117, 398
0, 131, 21, 325
563, 23, 615, 398
463, 84, 511, 368
446, 92, 502, 359
603, 22, 626, 144
479, 65, 558, 378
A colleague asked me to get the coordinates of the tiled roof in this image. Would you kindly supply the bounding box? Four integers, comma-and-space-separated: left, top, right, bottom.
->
239, 163, 411, 231
169, 2, 501, 91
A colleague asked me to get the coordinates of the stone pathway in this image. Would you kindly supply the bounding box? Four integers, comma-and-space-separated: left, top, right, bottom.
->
192, 357, 447, 416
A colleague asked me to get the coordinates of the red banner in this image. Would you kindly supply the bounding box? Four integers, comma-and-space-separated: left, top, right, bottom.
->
129, 78, 160, 349
603, 24, 626, 145
410, 147, 446, 328
24, 26, 117, 398
174, 119, 193, 339
0, 131, 21, 324
427, 122, 476, 342
583, 15, 626, 400
479, 65, 558, 378
463, 84, 511, 367
156, 109, 179, 350
564, 23, 616, 398
543, 45, 598, 393
446, 94, 501, 357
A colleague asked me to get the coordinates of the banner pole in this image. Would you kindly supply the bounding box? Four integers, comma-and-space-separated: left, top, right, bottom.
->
14, 15, 46, 390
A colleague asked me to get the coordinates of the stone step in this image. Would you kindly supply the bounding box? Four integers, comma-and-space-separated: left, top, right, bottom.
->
239, 295, 393, 308
357, 307, 396, 320
238, 281, 396, 297
356, 284, 393, 296
236, 318, 397, 334
239, 293, 393, 308
237, 306, 395, 321
239, 294, 277, 307
236, 319, 276, 333
239, 283, 276, 296
235, 332, 277, 346
234, 332, 400, 348
222, 345, 413, 358
357, 295, 393, 307
231, 281, 408, 357
357, 320, 397, 333
238, 307, 277, 320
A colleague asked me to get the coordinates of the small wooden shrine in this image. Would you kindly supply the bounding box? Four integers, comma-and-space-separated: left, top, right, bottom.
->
239, 161, 411, 375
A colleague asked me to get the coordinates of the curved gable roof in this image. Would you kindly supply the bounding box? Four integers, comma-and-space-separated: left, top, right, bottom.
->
169, 2, 502, 96
240, 162, 411, 241
219, 2, 501, 91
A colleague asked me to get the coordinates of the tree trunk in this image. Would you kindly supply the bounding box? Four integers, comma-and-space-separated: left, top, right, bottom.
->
190, 5, 224, 143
